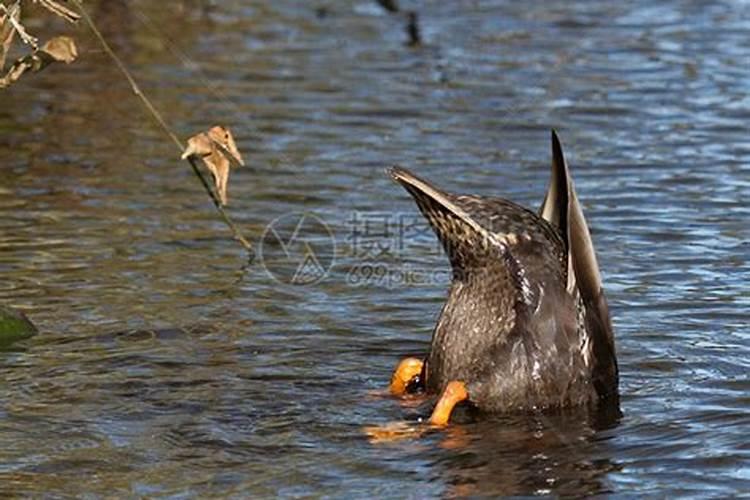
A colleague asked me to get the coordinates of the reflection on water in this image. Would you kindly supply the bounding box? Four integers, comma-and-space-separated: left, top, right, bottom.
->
430, 408, 621, 497
1, 0, 748, 497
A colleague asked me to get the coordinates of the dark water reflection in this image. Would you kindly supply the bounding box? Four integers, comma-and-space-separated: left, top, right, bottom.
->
1, 0, 748, 497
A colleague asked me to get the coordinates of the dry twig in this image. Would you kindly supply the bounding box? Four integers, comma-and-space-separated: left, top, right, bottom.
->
0, 1, 37, 49
68, 0, 254, 255
0, 1, 21, 69
33, 0, 80, 23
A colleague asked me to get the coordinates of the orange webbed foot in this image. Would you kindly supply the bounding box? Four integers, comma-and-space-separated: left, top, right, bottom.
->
365, 381, 469, 443
429, 380, 468, 426
389, 357, 424, 396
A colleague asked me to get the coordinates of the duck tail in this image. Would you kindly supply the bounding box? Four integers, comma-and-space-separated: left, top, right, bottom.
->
539, 131, 619, 399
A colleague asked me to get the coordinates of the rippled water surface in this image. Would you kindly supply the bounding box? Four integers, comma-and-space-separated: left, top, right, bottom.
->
1, 0, 749, 497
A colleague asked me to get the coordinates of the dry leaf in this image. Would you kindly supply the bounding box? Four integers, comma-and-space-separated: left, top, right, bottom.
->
40, 35, 77, 63
0, 35, 77, 88
207, 125, 245, 168
34, 0, 80, 23
181, 126, 244, 206
0, 1, 21, 70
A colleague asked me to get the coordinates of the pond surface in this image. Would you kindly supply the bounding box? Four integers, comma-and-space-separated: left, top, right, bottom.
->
1, 0, 748, 496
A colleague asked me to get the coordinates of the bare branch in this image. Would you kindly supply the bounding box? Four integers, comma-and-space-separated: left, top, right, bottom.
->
33, 0, 80, 23
0, 1, 21, 69
0, 2, 37, 49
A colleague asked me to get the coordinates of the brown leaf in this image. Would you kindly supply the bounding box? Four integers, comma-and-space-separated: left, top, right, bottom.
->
34, 0, 80, 23
207, 125, 245, 168
181, 126, 244, 206
0, 35, 77, 88
0, 1, 21, 70
40, 35, 77, 63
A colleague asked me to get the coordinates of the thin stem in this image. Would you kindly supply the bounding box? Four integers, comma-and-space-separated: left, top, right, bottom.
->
70, 0, 254, 256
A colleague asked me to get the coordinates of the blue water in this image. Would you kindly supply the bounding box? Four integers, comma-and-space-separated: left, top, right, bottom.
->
0, 1, 748, 496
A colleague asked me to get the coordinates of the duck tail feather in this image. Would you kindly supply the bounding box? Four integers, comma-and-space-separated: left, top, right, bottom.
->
541, 131, 618, 395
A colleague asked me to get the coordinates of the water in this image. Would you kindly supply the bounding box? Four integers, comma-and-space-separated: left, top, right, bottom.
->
1, 0, 748, 496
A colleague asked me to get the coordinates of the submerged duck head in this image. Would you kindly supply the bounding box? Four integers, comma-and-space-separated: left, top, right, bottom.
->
389, 131, 618, 417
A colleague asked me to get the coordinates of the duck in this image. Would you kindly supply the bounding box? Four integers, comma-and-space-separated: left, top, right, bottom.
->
387, 131, 618, 425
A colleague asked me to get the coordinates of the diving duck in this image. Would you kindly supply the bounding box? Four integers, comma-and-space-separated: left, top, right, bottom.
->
388, 131, 618, 425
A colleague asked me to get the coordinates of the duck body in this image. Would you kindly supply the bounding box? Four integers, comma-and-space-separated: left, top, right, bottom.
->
390, 132, 618, 417
425, 195, 595, 412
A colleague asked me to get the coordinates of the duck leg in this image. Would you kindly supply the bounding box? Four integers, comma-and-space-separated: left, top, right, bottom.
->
389, 357, 424, 396
365, 374, 466, 443
429, 381, 468, 426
